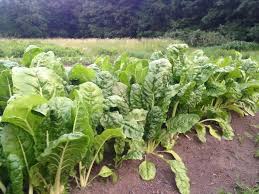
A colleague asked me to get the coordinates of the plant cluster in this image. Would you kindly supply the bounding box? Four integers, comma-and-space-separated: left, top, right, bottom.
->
0, 44, 258, 194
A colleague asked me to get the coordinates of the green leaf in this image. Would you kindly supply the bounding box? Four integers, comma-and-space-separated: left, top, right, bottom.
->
31, 51, 66, 79
95, 71, 115, 97
130, 84, 143, 109
100, 111, 124, 129
138, 161, 156, 181
123, 140, 145, 160
12, 67, 66, 99
38, 133, 89, 193
168, 160, 190, 194
118, 71, 130, 87
68, 64, 96, 85
34, 97, 76, 154
167, 114, 200, 134
7, 154, 24, 194
74, 82, 104, 128
123, 120, 144, 140
214, 118, 234, 140
22, 45, 43, 67
207, 125, 221, 141
94, 128, 125, 151
195, 123, 206, 143
112, 82, 128, 100
125, 109, 148, 127
2, 95, 47, 136
98, 166, 113, 178
145, 106, 164, 140
0, 69, 12, 112
104, 95, 129, 116
206, 80, 226, 97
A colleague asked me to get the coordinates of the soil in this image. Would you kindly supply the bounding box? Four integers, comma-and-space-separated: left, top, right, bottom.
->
72, 113, 259, 194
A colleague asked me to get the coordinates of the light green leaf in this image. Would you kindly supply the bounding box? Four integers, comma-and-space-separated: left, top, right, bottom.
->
22, 45, 43, 67
94, 128, 125, 151
12, 67, 66, 99
167, 114, 200, 134
195, 123, 206, 143
38, 133, 89, 193
123, 120, 144, 140
74, 82, 104, 128
98, 166, 113, 178
31, 51, 66, 79
100, 111, 124, 129
168, 160, 190, 194
2, 95, 47, 136
207, 125, 221, 141
68, 64, 96, 85
139, 161, 156, 181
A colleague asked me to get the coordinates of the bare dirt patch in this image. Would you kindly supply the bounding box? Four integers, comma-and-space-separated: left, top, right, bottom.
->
72, 113, 259, 194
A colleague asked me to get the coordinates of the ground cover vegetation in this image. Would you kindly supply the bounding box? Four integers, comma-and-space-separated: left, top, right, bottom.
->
0, 43, 258, 194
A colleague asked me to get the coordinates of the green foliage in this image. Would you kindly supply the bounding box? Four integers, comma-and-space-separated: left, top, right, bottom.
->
0, 43, 258, 194
138, 160, 156, 181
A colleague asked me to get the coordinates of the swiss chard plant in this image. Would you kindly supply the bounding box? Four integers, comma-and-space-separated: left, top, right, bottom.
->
0, 44, 258, 194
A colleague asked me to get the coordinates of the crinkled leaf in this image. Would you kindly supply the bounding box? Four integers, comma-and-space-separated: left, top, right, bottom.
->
74, 82, 104, 128
168, 160, 190, 194
139, 161, 156, 181
130, 84, 143, 109
167, 114, 200, 134
104, 95, 129, 116
123, 120, 144, 140
12, 67, 66, 99
100, 111, 124, 129
7, 154, 24, 194
145, 106, 164, 140
31, 51, 66, 79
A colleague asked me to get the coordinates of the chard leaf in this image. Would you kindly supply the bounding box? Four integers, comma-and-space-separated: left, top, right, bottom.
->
100, 111, 124, 129
214, 118, 234, 140
2, 95, 47, 136
74, 82, 104, 128
34, 97, 75, 154
142, 59, 172, 109
98, 166, 113, 178
68, 64, 96, 85
195, 123, 206, 143
22, 45, 43, 67
0, 69, 12, 112
167, 114, 200, 134
125, 109, 148, 127
37, 133, 89, 193
168, 160, 190, 194
94, 128, 125, 150
31, 51, 66, 79
123, 120, 144, 140
206, 80, 226, 97
207, 125, 221, 141
130, 84, 143, 109
123, 140, 145, 160
95, 71, 115, 97
12, 67, 66, 99
104, 95, 129, 116
112, 82, 128, 100
139, 161, 156, 181
7, 154, 24, 194
145, 106, 164, 140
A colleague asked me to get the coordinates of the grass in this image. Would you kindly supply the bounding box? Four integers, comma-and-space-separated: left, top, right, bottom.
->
0, 38, 259, 65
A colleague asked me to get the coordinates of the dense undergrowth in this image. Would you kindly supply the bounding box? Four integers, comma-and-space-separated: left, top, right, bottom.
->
0, 44, 258, 194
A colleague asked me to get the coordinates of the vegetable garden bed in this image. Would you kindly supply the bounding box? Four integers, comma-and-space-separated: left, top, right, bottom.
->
0, 44, 258, 194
